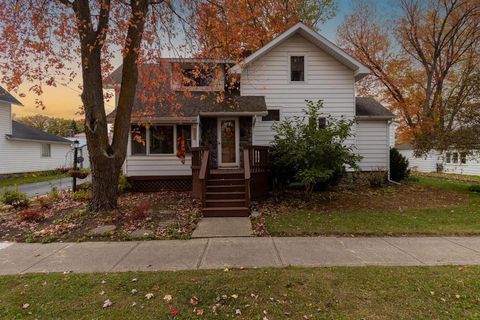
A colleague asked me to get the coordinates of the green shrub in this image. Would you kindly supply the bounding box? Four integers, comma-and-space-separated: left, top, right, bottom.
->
0, 186, 30, 208
118, 174, 131, 193
468, 185, 480, 193
270, 100, 361, 195
390, 148, 410, 182
72, 189, 92, 201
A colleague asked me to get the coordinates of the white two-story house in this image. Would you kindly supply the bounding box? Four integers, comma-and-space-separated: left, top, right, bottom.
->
106, 23, 394, 216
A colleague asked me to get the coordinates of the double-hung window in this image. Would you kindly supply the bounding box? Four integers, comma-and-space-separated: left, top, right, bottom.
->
150, 125, 174, 154
41, 144, 51, 157
290, 56, 305, 82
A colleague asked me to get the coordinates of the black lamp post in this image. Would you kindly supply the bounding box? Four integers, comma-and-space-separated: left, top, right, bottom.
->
72, 140, 80, 192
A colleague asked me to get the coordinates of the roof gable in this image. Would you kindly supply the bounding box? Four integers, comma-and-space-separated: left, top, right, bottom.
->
0, 85, 23, 106
230, 22, 369, 81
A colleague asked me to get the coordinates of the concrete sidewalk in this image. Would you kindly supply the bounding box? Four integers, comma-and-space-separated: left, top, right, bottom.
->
1, 237, 480, 275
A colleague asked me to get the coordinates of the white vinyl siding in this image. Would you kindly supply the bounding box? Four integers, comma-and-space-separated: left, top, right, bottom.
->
356, 120, 389, 171
0, 103, 72, 174
401, 148, 480, 175
399, 150, 440, 173
240, 33, 356, 147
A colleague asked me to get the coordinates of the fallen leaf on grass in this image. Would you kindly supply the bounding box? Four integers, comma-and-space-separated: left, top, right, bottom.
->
103, 299, 112, 308
163, 294, 173, 302
145, 293, 154, 300
194, 307, 204, 315
22, 303, 30, 309
190, 296, 199, 305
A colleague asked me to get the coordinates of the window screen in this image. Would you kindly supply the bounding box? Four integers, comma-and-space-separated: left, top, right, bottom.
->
150, 125, 174, 154
452, 152, 459, 163
262, 109, 280, 121
41, 144, 51, 157
290, 56, 305, 81
318, 117, 327, 129
460, 152, 467, 164
131, 125, 146, 155
446, 152, 451, 163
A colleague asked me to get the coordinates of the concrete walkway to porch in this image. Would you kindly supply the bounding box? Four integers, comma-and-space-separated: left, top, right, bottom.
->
1, 236, 480, 275
191, 217, 253, 238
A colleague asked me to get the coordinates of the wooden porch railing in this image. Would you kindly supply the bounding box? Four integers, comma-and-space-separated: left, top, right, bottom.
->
243, 146, 251, 208
243, 145, 269, 199
191, 146, 209, 199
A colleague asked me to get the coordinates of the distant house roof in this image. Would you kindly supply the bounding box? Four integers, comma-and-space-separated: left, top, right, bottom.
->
230, 22, 370, 81
355, 97, 394, 119
6, 121, 72, 144
0, 86, 23, 106
395, 142, 413, 150
107, 92, 267, 122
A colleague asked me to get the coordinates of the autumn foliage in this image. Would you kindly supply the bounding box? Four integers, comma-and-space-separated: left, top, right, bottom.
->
338, 0, 480, 153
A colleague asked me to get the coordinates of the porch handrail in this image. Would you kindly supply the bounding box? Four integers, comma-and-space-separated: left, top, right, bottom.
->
243, 146, 251, 208
198, 149, 210, 206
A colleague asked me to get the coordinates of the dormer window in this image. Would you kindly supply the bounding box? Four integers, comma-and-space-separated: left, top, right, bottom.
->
290, 56, 305, 82
182, 67, 214, 87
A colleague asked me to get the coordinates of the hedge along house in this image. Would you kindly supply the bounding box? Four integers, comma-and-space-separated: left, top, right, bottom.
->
106, 23, 394, 217
0, 86, 73, 175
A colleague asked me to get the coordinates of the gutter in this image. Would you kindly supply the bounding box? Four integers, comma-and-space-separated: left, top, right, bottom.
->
385, 119, 400, 185
355, 115, 395, 121
200, 111, 268, 116
5, 135, 72, 145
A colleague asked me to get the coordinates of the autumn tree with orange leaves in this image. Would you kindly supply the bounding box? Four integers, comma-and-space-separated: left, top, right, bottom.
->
338, 0, 480, 154
193, 0, 337, 60
0, 0, 200, 211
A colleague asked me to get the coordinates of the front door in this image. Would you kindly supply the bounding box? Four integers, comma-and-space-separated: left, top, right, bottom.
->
217, 118, 239, 167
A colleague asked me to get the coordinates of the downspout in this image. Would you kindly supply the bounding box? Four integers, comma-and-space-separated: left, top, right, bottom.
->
386, 119, 400, 185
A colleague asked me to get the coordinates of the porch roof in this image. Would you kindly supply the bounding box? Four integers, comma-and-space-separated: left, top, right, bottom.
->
107, 92, 267, 122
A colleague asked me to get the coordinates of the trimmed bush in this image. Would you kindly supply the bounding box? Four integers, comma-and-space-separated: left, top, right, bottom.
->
0, 187, 30, 208
390, 148, 410, 182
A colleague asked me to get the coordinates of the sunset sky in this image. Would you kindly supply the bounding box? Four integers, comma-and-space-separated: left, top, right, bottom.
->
10, 0, 391, 120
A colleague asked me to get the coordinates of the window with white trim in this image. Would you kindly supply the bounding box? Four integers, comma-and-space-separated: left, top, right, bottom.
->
460, 152, 467, 164
41, 144, 51, 157
150, 125, 174, 154
446, 152, 451, 163
290, 56, 305, 82
131, 125, 147, 155
452, 152, 459, 164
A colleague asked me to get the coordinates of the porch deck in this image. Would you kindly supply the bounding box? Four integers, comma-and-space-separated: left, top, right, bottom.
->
192, 145, 269, 217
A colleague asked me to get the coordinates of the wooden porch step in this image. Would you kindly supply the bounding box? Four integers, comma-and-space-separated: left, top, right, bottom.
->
207, 178, 245, 186
206, 184, 245, 192
206, 191, 245, 200
209, 173, 244, 180
203, 207, 250, 217
205, 199, 246, 208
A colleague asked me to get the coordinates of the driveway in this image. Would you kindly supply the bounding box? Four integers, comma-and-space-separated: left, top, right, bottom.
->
17, 176, 91, 198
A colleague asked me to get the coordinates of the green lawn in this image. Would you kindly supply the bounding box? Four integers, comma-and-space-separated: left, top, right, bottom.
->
1, 267, 480, 319
264, 175, 480, 236
0, 171, 67, 188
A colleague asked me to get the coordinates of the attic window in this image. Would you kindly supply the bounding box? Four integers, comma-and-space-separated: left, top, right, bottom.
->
182, 67, 213, 87
290, 56, 305, 82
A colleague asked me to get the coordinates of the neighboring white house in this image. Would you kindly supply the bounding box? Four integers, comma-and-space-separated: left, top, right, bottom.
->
397, 143, 480, 176
0, 86, 73, 175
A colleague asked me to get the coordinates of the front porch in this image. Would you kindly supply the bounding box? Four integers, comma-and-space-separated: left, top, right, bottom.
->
191, 145, 269, 217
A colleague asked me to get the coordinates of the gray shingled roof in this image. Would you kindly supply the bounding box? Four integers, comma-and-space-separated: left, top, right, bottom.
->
0, 86, 23, 106
356, 97, 394, 118
107, 92, 267, 120
6, 121, 72, 144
